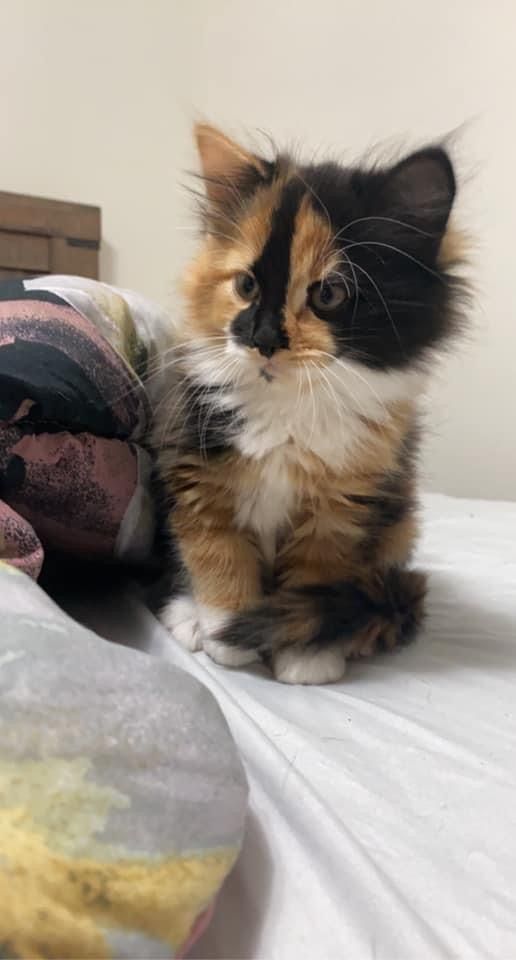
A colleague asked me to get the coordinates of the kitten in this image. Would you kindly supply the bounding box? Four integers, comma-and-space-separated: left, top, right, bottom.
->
156, 124, 465, 685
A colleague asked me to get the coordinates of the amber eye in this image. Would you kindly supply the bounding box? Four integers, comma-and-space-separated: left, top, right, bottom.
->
234, 271, 259, 302
309, 280, 347, 313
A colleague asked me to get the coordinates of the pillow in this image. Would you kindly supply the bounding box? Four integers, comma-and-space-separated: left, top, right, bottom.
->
0, 560, 248, 958
0, 275, 171, 578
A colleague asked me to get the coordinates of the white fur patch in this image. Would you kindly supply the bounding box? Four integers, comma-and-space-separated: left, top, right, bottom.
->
182, 337, 424, 473
203, 637, 260, 667
273, 645, 347, 685
197, 603, 232, 637
197, 604, 260, 666
234, 446, 294, 565
231, 355, 423, 470
160, 595, 201, 652
231, 358, 423, 561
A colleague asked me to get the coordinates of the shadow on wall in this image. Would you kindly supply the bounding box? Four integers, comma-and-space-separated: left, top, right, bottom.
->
99, 240, 117, 286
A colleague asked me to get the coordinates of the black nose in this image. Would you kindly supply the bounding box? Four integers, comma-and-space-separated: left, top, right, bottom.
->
251, 323, 285, 358
255, 340, 276, 359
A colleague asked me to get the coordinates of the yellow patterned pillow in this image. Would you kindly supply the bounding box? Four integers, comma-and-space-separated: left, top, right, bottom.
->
0, 568, 247, 959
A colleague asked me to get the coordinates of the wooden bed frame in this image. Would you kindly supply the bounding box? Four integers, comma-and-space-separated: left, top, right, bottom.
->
0, 191, 101, 281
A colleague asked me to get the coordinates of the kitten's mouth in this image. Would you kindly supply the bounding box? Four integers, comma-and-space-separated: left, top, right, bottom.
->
259, 366, 274, 383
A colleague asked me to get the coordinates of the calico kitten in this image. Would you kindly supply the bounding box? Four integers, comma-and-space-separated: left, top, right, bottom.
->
156, 124, 465, 684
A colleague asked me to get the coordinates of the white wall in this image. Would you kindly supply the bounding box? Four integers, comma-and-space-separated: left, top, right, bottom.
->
1, 0, 515, 499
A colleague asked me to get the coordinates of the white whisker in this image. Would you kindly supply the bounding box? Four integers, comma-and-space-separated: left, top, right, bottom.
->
302, 361, 317, 448
343, 240, 441, 280
351, 261, 405, 356
198, 357, 240, 459
333, 215, 433, 241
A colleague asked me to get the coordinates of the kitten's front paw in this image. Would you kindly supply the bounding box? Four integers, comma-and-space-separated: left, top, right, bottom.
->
198, 605, 260, 667
273, 645, 347, 685
160, 595, 202, 652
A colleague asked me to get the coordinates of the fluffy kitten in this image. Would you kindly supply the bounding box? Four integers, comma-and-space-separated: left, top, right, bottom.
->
156, 123, 465, 684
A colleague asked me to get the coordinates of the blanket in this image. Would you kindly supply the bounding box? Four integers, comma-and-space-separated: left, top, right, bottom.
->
0, 276, 249, 959
0, 275, 172, 578
0, 561, 248, 959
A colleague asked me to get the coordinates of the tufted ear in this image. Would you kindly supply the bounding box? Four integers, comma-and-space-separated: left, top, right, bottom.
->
194, 123, 268, 207
382, 147, 456, 236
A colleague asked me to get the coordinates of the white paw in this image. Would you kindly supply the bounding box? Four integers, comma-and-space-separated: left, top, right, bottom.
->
273, 646, 347, 685
203, 636, 260, 667
160, 595, 202, 652
198, 604, 260, 668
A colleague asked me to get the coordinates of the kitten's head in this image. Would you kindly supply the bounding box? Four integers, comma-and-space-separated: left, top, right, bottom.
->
182, 124, 464, 390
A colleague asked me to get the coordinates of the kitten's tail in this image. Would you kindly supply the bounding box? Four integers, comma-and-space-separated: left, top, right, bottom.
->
217, 568, 426, 683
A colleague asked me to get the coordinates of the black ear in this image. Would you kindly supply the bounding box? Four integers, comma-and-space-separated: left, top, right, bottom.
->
382, 147, 456, 236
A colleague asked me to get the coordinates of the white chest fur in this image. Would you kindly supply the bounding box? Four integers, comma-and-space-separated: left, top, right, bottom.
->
231, 365, 369, 563
234, 446, 295, 565
228, 359, 423, 563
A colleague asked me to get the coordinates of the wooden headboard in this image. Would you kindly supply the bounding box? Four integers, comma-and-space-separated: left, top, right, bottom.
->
0, 191, 101, 281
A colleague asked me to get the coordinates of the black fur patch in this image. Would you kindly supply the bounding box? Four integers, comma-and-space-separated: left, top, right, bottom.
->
299, 581, 372, 649
231, 179, 304, 356
299, 149, 458, 370
303, 147, 455, 369
347, 489, 410, 530
351, 425, 420, 556
216, 567, 426, 661
171, 376, 242, 456
224, 147, 461, 371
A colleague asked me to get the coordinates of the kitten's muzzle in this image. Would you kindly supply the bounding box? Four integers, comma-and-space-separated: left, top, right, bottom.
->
251, 313, 289, 358
231, 306, 289, 358
251, 313, 288, 359
253, 336, 276, 359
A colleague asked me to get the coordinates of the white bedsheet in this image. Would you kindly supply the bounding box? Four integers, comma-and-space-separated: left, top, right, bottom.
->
74, 494, 516, 959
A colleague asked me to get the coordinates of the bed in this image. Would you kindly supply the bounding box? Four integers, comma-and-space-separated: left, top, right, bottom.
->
65, 491, 516, 960
0, 190, 100, 282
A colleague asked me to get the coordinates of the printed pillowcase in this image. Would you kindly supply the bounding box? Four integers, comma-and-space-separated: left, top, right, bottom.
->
0, 275, 168, 577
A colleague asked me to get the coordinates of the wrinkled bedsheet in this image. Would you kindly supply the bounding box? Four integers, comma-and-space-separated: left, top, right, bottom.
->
70, 493, 516, 960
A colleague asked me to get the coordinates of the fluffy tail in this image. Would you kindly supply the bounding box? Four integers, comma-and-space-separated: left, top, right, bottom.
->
218, 567, 427, 683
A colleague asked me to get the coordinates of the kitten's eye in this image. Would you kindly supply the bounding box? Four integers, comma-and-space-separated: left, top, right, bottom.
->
309, 280, 347, 313
234, 271, 259, 302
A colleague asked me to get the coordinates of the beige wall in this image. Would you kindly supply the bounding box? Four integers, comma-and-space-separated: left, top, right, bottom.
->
2, 0, 514, 499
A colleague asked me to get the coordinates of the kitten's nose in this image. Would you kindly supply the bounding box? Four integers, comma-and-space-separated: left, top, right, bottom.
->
254, 338, 276, 359
251, 318, 286, 358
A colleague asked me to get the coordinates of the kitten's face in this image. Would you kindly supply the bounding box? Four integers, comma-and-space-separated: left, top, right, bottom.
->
182, 125, 461, 390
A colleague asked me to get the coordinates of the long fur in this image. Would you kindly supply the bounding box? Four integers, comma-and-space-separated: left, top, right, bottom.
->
154, 124, 467, 684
